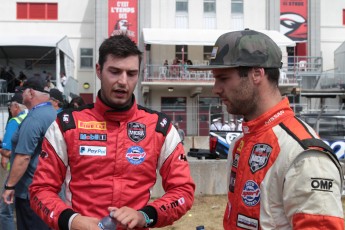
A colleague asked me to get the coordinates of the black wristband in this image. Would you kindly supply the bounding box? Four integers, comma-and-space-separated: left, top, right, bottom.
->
4, 184, 15, 190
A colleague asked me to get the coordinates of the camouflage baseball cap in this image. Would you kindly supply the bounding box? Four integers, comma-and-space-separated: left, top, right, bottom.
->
191, 29, 282, 70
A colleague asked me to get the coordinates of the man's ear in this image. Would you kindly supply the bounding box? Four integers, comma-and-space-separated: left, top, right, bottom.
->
252, 68, 264, 83
96, 63, 102, 80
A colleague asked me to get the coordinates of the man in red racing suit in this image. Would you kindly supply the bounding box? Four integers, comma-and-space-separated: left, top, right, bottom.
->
29, 35, 195, 230
30, 94, 195, 230
224, 98, 344, 229
191, 29, 344, 229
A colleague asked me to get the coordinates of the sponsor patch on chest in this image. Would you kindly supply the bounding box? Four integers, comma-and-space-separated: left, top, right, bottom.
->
249, 143, 272, 173
79, 146, 106, 156
237, 214, 258, 230
126, 146, 146, 165
127, 122, 146, 142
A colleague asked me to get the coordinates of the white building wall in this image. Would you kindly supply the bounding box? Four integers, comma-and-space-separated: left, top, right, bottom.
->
243, 0, 267, 30
320, 0, 345, 71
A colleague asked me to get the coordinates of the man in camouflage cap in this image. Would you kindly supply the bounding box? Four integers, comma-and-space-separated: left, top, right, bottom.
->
193, 29, 344, 229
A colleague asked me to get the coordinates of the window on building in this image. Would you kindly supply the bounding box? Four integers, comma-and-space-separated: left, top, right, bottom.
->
175, 45, 188, 61
343, 9, 345, 25
176, 0, 188, 13
80, 48, 93, 69
231, 0, 243, 14
203, 0, 216, 29
204, 0, 216, 13
176, 0, 188, 28
161, 97, 187, 111
203, 46, 213, 61
231, 0, 244, 30
17, 2, 58, 20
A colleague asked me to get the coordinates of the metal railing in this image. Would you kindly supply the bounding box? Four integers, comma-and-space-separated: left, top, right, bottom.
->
143, 64, 214, 82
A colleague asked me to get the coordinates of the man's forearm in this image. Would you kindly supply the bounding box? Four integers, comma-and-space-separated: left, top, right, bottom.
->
7, 154, 30, 186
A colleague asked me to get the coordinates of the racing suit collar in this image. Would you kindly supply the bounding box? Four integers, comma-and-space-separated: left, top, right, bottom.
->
241, 97, 294, 134
94, 91, 137, 122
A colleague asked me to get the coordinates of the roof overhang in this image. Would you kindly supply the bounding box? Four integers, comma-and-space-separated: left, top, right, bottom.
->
143, 28, 296, 47
0, 35, 74, 60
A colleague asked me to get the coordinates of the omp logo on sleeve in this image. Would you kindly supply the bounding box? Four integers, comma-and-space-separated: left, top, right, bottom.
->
78, 121, 106, 130
311, 178, 334, 192
79, 146, 106, 156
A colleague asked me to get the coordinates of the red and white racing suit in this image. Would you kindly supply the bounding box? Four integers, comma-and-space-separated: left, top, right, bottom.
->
224, 97, 344, 229
29, 95, 195, 230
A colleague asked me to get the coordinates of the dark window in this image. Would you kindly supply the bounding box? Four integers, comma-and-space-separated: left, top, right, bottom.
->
175, 45, 188, 61
17, 3, 58, 20
80, 48, 93, 68
231, 0, 243, 14
176, 0, 188, 13
204, 0, 216, 13
161, 97, 186, 111
203, 46, 213, 61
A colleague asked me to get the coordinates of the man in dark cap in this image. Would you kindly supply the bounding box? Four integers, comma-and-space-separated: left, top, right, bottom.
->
49, 88, 64, 113
2, 77, 56, 230
191, 29, 344, 229
0, 92, 27, 229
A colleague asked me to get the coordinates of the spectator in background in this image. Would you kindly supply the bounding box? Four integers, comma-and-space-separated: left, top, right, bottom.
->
60, 72, 67, 87
229, 119, 236, 131
174, 122, 185, 145
49, 88, 64, 113
221, 121, 231, 131
0, 93, 27, 230
210, 117, 222, 131
18, 71, 27, 86
1, 77, 56, 230
186, 60, 193, 65
68, 96, 85, 109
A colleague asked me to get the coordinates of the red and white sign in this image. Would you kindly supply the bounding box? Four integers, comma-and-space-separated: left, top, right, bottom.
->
108, 0, 138, 43
280, 0, 308, 42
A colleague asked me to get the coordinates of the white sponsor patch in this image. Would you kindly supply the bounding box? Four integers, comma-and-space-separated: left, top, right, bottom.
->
79, 146, 106, 156
237, 214, 258, 230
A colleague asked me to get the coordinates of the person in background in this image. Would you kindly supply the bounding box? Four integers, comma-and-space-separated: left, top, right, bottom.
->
1, 77, 56, 230
221, 121, 231, 131
29, 34, 195, 230
68, 96, 86, 109
174, 122, 185, 145
49, 88, 64, 113
236, 118, 243, 131
210, 117, 222, 131
60, 72, 67, 87
0, 92, 27, 230
191, 29, 344, 229
228, 119, 236, 131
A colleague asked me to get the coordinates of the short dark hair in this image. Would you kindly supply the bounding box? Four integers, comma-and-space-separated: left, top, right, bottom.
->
98, 35, 143, 71
238, 67, 280, 86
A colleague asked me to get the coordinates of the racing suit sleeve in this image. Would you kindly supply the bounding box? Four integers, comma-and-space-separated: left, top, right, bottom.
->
29, 121, 72, 230
283, 150, 344, 229
142, 125, 195, 227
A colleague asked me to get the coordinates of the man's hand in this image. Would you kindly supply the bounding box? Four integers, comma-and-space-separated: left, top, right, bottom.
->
109, 206, 146, 229
1, 155, 9, 169
2, 189, 14, 205
70, 214, 100, 230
